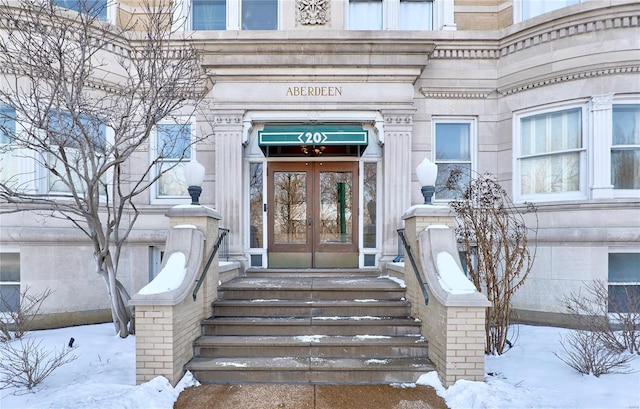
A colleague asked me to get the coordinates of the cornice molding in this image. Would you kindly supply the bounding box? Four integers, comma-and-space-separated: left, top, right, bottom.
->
497, 65, 640, 96
420, 88, 495, 99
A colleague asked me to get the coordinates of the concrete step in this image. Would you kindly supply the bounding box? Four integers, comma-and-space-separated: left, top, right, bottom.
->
246, 268, 382, 278
211, 299, 412, 318
186, 356, 435, 384
201, 317, 422, 336
218, 276, 406, 301
194, 334, 428, 358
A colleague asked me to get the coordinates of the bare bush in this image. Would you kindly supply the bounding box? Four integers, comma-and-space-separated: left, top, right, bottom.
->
0, 338, 77, 390
0, 287, 53, 342
555, 329, 634, 377
562, 280, 640, 355
445, 168, 538, 355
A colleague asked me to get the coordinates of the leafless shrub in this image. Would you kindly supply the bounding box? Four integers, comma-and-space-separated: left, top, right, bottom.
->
0, 287, 53, 342
555, 329, 634, 377
445, 168, 538, 355
561, 280, 640, 355
0, 338, 77, 391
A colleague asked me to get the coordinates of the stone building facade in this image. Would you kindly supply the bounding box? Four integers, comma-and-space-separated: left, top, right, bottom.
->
0, 0, 638, 327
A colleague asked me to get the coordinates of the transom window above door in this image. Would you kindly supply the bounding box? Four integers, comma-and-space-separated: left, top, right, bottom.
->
188, 0, 278, 30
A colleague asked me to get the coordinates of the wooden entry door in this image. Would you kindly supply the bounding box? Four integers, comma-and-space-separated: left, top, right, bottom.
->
267, 162, 359, 268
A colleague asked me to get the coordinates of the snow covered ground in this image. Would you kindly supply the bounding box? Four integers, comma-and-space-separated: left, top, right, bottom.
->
1, 323, 638, 409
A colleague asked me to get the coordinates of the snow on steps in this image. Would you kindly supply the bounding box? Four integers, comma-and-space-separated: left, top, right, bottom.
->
185, 270, 434, 384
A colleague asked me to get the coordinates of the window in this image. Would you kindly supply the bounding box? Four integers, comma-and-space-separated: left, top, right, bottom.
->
0, 105, 19, 189
188, 0, 277, 30
249, 162, 263, 248
47, 110, 107, 193
516, 106, 585, 200
349, 0, 383, 30
53, 0, 109, 20
608, 253, 640, 313
0, 105, 15, 144
242, 0, 277, 30
348, 0, 434, 30
514, 0, 581, 23
155, 122, 193, 198
192, 0, 226, 30
0, 253, 20, 313
611, 104, 640, 190
433, 119, 475, 201
399, 0, 433, 30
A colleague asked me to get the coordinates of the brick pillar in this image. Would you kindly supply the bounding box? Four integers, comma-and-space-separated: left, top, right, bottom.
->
402, 204, 490, 387
131, 205, 221, 386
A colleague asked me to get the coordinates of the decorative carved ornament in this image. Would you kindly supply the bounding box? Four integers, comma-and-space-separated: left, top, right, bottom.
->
296, 0, 328, 25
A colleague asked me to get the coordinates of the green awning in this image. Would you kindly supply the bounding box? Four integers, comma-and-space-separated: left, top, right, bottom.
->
258, 125, 368, 146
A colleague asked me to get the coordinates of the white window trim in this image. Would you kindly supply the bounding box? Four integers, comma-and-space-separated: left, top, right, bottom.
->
431, 116, 477, 203
150, 117, 197, 204
513, 101, 589, 203
345, 0, 452, 30
180, 0, 280, 31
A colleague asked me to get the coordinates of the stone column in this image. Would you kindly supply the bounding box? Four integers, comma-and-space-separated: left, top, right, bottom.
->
213, 111, 245, 260
381, 111, 414, 261
591, 94, 614, 199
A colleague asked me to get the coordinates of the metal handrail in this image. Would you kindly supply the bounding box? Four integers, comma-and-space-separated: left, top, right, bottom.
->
397, 228, 429, 305
192, 228, 230, 301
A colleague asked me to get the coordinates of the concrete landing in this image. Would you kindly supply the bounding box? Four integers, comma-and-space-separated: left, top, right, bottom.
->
174, 384, 449, 409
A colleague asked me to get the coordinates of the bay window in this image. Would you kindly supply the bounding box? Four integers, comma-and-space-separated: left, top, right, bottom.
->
433, 118, 475, 201
516, 106, 586, 200
611, 104, 640, 190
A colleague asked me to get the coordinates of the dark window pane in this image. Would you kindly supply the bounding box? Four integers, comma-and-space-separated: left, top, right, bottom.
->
249, 163, 263, 248
0, 285, 20, 313
609, 253, 640, 283
0, 253, 20, 282
608, 285, 640, 313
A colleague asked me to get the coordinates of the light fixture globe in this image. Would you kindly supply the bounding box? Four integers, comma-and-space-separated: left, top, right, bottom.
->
416, 158, 438, 205
183, 160, 205, 205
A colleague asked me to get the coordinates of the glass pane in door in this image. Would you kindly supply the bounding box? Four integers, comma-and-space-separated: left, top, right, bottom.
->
273, 171, 307, 244
319, 171, 352, 244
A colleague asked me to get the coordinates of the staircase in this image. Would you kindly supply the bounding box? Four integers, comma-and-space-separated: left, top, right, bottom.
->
185, 269, 434, 384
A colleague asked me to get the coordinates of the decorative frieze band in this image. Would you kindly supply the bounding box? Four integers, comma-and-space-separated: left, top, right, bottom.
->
498, 65, 639, 96
432, 8, 638, 60
420, 88, 494, 99
214, 115, 243, 126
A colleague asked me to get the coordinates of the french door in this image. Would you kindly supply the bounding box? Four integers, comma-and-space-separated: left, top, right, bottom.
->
267, 161, 359, 268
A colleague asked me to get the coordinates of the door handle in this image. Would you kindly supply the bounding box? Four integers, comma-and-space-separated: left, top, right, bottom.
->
308, 217, 312, 227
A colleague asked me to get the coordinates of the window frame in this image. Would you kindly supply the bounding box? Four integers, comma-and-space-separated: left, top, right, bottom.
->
611, 101, 640, 193
346, 0, 439, 30
513, 101, 588, 203
150, 118, 197, 204
431, 116, 477, 203
607, 250, 640, 314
